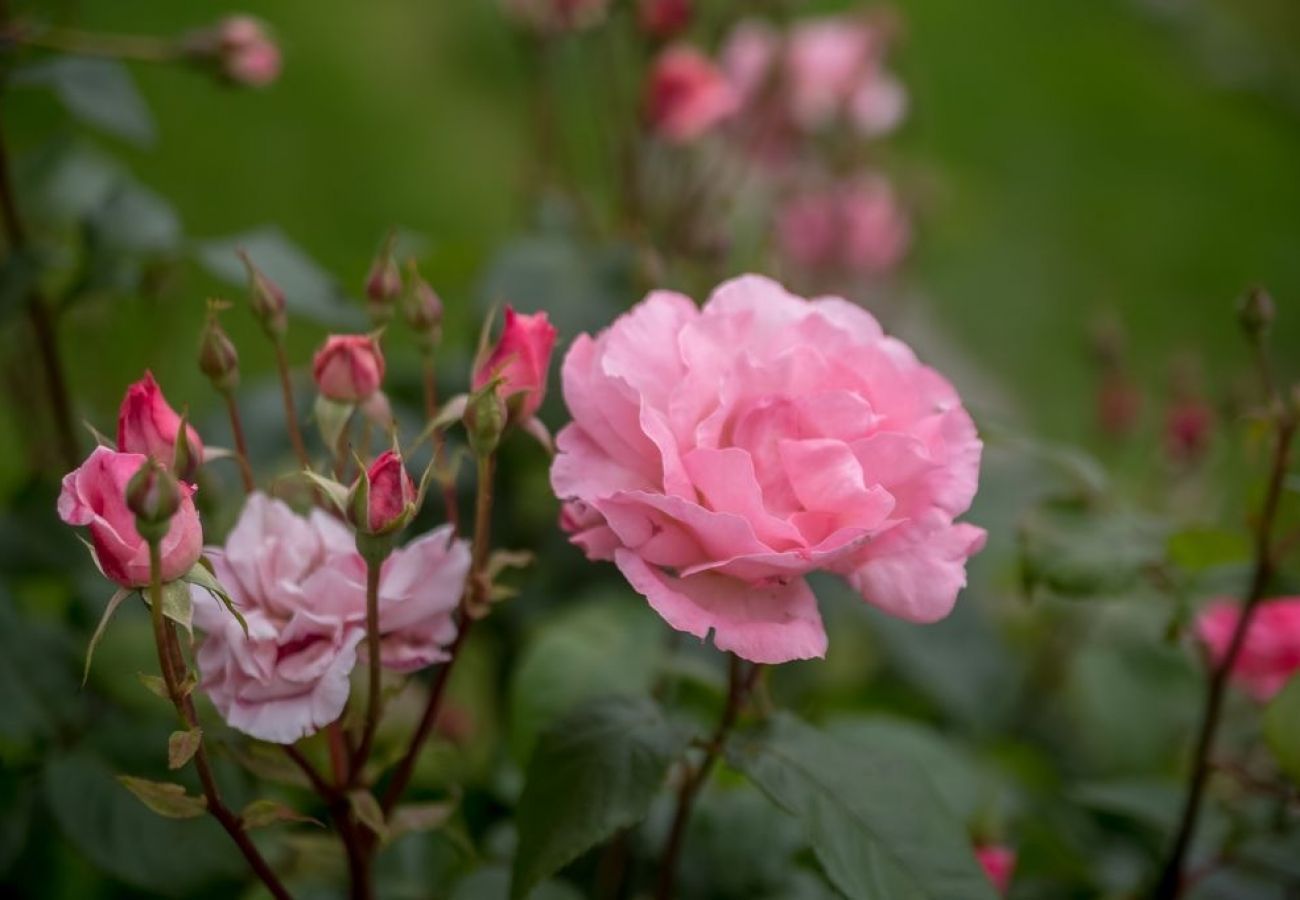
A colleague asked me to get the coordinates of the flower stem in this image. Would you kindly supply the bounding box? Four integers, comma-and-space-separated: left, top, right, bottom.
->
1152, 411, 1296, 898
273, 339, 311, 469
352, 557, 384, 781
222, 390, 256, 494
420, 351, 460, 532
4, 23, 183, 62
655, 655, 761, 900
146, 542, 293, 900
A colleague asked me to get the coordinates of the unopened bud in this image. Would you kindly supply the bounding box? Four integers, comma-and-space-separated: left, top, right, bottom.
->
198, 304, 240, 393
347, 449, 417, 540
402, 262, 443, 347
364, 234, 403, 325
1237, 286, 1275, 340
127, 458, 182, 543
238, 250, 287, 339
464, 385, 507, 458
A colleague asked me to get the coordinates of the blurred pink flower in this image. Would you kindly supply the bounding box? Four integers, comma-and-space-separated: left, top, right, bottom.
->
117, 371, 204, 480
1196, 598, 1300, 702
1164, 397, 1214, 464
777, 176, 911, 276
848, 70, 908, 137
785, 17, 878, 129
58, 446, 203, 588
473, 307, 558, 422
313, 334, 386, 403
503, 0, 608, 33
638, 0, 691, 40
975, 844, 1017, 896
217, 16, 281, 87
552, 276, 984, 664
775, 190, 839, 270
721, 20, 780, 107
646, 45, 739, 143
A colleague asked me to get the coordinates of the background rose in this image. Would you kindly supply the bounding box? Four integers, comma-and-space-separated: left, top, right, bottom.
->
313, 334, 386, 402
1196, 597, 1300, 701
551, 275, 984, 664
57, 446, 202, 588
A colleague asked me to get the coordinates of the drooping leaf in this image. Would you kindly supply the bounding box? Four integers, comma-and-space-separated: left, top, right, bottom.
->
167, 727, 202, 770
240, 799, 322, 830
1265, 674, 1300, 784
137, 670, 194, 701
11, 57, 155, 146
727, 712, 998, 900
83, 587, 133, 685
511, 695, 687, 899
116, 775, 207, 819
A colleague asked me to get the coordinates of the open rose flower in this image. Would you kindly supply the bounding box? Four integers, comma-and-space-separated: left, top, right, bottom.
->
551, 275, 984, 664
117, 372, 205, 480
58, 446, 203, 588
473, 307, 558, 422
313, 334, 386, 403
1196, 597, 1300, 702
646, 45, 739, 143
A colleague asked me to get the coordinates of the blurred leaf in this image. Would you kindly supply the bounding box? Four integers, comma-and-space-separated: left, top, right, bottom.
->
0, 584, 81, 746
0, 248, 40, 324
167, 727, 202, 770
1071, 778, 1184, 830
44, 753, 241, 892
1020, 506, 1166, 599
511, 695, 687, 899
508, 598, 663, 762
388, 801, 456, 842
727, 712, 999, 900
17, 138, 120, 224
230, 742, 312, 788
1166, 528, 1252, 574
116, 775, 207, 819
453, 865, 582, 900
349, 788, 387, 840
0, 768, 34, 875
240, 799, 321, 830
82, 586, 132, 685
1264, 674, 1300, 784
88, 179, 182, 254
11, 57, 155, 146
194, 226, 364, 328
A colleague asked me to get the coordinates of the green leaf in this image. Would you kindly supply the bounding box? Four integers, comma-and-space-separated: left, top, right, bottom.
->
727, 712, 998, 900
0, 247, 41, 325
509, 599, 663, 762
147, 581, 193, 637
314, 394, 356, 456
349, 789, 387, 840
0, 585, 81, 747
12, 57, 155, 146
195, 226, 364, 328
116, 775, 207, 819
1265, 674, 1300, 784
511, 694, 688, 900
167, 727, 202, 770
454, 865, 583, 900
240, 799, 321, 830
1020, 505, 1166, 599
88, 179, 181, 254
83, 587, 132, 685
182, 561, 247, 636
137, 670, 195, 701
388, 801, 455, 841
301, 469, 350, 514
1166, 527, 1252, 574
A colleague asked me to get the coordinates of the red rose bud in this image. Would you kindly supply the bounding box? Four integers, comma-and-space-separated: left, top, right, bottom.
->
117, 372, 205, 481
238, 250, 287, 338
198, 307, 240, 393
402, 262, 443, 348
472, 307, 557, 423
313, 334, 385, 403
638, 0, 691, 39
1165, 397, 1214, 464
348, 449, 416, 536
364, 235, 403, 325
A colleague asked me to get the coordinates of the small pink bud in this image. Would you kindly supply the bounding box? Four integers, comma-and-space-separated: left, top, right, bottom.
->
312, 335, 386, 403
1164, 397, 1213, 464
638, 0, 691, 40
472, 307, 557, 423
974, 845, 1016, 896
238, 250, 287, 338
216, 16, 281, 87
349, 449, 416, 536
117, 372, 205, 481
364, 235, 403, 324
402, 264, 443, 347
646, 45, 739, 143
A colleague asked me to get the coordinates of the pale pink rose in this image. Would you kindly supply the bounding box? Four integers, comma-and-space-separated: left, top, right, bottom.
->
117, 372, 205, 480
646, 45, 739, 143
975, 845, 1016, 896
551, 276, 985, 664
785, 17, 877, 129
313, 334, 386, 403
848, 70, 908, 137
218, 16, 281, 87
720, 20, 780, 108
1196, 598, 1300, 702
58, 446, 203, 588
473, 307, 558, 422
839, 177, 911, 274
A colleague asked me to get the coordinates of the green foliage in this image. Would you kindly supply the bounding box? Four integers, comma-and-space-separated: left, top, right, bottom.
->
1265, 674, 1300, 784
116, 775, 207, 819
727, 713, 999, 900
1019, 503, 1167, 600
11, 58, 155, 146
166, 727, 202, 770
511, 695, 688, 899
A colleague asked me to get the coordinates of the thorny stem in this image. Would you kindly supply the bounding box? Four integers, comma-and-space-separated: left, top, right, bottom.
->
352, 558, 384, 780
223, 391, 256, 493
273, 340, 312, 469
655, 655, 762, 900
146, 542, 293, 900
1152, 392, 1296, 897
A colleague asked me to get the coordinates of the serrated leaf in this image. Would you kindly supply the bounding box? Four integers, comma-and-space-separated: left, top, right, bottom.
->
314, 395, 355, 457
240, 799, 322, 830
388, 801, 455, 842
727, 712, 998, 900
12, 57, 155, 146
168, 728, 202, 770
1265, 674, 1300, 784
182, 562, 247, 637
83, 587, 133, 685
348, 789, 387, 840
511, 695, 688, 900
117, 776, 207, 819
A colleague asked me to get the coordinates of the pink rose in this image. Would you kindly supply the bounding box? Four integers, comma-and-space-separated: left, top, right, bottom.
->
975, 845, 1016, 896
473, 307, 558, 422
350, 450, 416, 535
218, 16, 281, 87
720, 20, 780, 109
117, 371, 205, 480
839, 177, 911, 274
646, 45, 739, 143
313, 334, 386, 403
784, 17, 877, 129
638, 0, 691, 40
551, 275, 985, 664
58, 446, 203, 588
848, 70, 907, 137
1196, 598, 1300, 702
775, 190, 840, 270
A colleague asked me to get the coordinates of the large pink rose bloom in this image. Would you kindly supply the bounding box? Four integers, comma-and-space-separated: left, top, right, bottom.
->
58, 446, 203, 588
1196, 597, 1300, 702
551, 276, 984, 664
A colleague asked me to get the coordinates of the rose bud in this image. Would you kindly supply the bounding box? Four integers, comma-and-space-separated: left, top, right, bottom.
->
238, 250, 287, 338
472, 307, 557, 423
638, 0, 691, 40
364, 235, 403, 325
58, 447, 203, 588
646, 45, 739, 143
347, 449, 417, 537
198, 308, 240, 393
1196, 597, 1300, 701
1164, 396, 1213, 464
1238, 285, 1275, 340
216, 16, 282, 88
313, 334, 386, 403
126, 457, 183, 542
402, 263, 444, 348
974, 845, 1016, 896
117, 372, 205, 481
